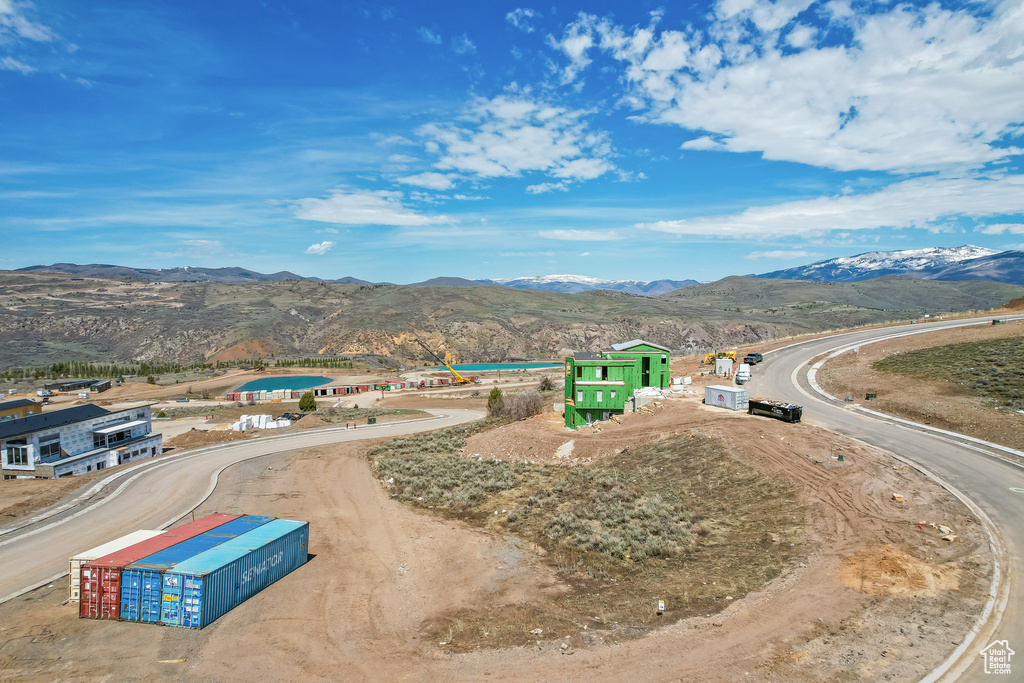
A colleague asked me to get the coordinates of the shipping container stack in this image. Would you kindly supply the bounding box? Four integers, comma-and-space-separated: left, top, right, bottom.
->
120, 515, 274, 623
77, 513, 310, 629
68, 530, 164, 602
79, 513, 242, 620
157, 518, 309, 628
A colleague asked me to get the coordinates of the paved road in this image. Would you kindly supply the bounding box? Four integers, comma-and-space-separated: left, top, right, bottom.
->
0, 409, 484, 604
751, 316, 1024, 682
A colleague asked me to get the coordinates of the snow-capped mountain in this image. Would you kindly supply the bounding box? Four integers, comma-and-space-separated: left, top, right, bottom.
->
755, 246, 1018, 283
474, 274, 700, 295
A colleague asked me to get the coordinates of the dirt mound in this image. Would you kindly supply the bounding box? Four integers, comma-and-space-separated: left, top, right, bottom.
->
1000, 296, 1024, 311
839, 544, 960, 596
292, 414, 329, 429
208, 337, 284, 362
165, 428, 254, 450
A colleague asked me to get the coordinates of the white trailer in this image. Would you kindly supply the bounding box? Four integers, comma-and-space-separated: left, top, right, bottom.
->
704, 385, 749, 411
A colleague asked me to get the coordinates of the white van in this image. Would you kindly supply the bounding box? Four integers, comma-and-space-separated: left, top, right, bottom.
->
735, 363, 751, 384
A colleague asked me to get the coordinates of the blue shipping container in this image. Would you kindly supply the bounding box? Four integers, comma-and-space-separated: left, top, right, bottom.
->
159, 519, 309, 628
120, 515, 274, 623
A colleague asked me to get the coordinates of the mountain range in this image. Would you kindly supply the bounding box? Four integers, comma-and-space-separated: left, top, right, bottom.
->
2, 270, 1022, 368
755, 246, 1024, 284
15, 246, 1024, 293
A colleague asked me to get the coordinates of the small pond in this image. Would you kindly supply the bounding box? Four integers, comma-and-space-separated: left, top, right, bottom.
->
233, 376, 332, 393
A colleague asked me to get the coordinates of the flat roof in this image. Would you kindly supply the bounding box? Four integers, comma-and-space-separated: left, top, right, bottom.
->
0, 405, 110, 441
93, 419, 148, 435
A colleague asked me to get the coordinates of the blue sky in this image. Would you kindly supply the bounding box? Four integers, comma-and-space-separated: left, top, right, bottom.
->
2, 0, 1023, 283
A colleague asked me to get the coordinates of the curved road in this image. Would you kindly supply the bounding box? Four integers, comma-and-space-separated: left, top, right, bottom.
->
752, 316, 1024, 683
0, 408, 484, 604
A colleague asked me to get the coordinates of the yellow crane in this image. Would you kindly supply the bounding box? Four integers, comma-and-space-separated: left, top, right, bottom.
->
413, 338, 474, 384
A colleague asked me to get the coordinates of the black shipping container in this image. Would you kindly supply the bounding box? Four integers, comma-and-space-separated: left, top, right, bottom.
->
748, 399, 802, 423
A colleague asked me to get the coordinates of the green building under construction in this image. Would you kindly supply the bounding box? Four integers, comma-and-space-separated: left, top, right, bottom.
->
563, 339, 670, 428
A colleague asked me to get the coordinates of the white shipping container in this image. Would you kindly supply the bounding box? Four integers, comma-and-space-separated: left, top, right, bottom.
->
704, 385, 749, 411
69, 530, 164, 601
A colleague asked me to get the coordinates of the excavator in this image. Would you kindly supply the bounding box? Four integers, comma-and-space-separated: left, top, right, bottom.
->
413, 338, 477, 384
702, 350, 737, 365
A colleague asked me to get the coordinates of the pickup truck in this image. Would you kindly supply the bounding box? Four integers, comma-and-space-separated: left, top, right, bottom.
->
743, 352, 763, 364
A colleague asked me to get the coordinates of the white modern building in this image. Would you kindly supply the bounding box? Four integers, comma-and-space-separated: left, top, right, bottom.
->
0, 404, 162, 479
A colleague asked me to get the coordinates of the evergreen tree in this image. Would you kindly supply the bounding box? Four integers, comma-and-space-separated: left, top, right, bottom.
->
298, 391, 317, 412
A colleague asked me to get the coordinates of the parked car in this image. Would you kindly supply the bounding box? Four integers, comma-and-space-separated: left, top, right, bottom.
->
735, 363, 751, 384
743, 352, 763, 364
176, 397, 189, 402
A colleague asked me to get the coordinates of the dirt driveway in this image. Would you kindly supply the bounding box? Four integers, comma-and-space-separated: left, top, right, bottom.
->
0, 395, 992, 682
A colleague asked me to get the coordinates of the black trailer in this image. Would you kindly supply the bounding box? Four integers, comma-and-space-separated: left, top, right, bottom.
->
748, 398, 802, 423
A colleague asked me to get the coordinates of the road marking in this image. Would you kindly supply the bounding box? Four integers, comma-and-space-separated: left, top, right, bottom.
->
1011, 488, 1024, 493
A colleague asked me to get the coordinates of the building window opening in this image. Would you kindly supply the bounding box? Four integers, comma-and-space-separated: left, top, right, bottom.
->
577, 390, 583, 402
576, 366, 582, 379
6, 439, 29, 466
611, 390, 617, 399
38, 439, 61, 462
596, 390, 603, 403
595, 366, 603, 380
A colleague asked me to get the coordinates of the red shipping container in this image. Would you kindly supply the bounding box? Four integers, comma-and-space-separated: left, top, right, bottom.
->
79, 513, 242, 620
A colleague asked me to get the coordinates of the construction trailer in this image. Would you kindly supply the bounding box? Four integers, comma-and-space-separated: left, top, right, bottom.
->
704, 385, 749, 411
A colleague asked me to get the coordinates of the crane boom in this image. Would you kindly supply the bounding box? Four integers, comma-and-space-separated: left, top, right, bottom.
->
413, 338, 471, 384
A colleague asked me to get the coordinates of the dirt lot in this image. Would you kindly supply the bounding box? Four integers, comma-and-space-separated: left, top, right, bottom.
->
0, 392, 991, 682
817, 318, 1024, 450
0, 470, 109, 524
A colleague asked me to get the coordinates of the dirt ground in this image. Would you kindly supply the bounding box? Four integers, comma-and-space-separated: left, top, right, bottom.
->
817, 319, 1024, 450
0, 392, 991, 682
0, 470, 110, 524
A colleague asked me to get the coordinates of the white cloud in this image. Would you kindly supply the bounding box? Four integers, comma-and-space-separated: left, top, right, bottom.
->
305, 241, 335, 255
506, 8, 539, 33
580, 251, 591, 256
636, 174, 1024, 239
180, 239, 223, 250
0, 1, 58, 43
552, 2, 1024, 174
372, 134, 415, 147
539, 229, 626, 241
397, 172, 456, 190
418, 27, 441, 45
0, 55, 32, 73
419, 94, 615, 186
747, 249, 822, 259
451, 33, 476, 54
500, 250, 555, 257
318, 227, 340, 234
785, 24, 815, 48
526, 181, 569, 194
979, 223, 1024, 235
615, 169, 646, 182
681, 136, 723, 151
292, 187, 453, 226
453, 194, 488, 201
